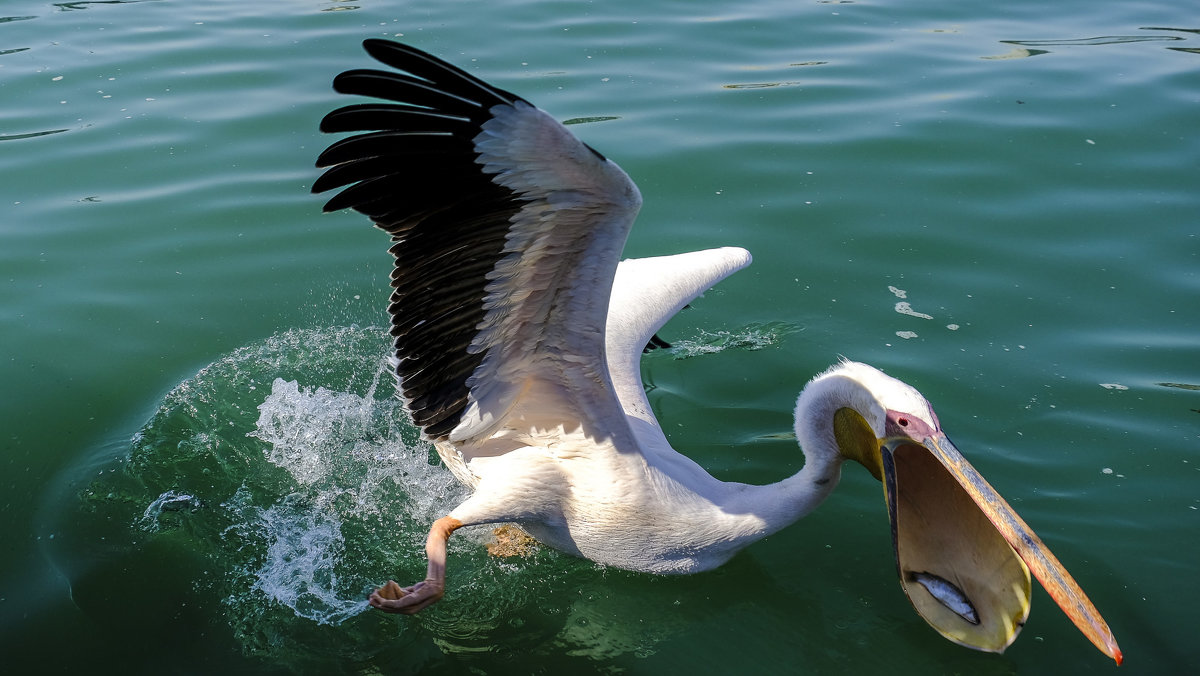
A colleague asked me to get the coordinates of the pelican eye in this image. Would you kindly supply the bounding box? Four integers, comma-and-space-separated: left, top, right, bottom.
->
897, 417, 909, 427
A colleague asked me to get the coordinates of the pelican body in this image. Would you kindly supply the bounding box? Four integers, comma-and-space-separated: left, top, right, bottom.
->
312, 40, 1120, 662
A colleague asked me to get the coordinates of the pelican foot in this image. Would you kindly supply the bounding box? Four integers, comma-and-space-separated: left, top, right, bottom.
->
486, 524, 538, 558
368, 578, 444, 614
369, 516, 461, 615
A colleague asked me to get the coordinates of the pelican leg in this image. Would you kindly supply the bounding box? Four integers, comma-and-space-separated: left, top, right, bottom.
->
368, 455, 556, 614
368, 515, 463, 614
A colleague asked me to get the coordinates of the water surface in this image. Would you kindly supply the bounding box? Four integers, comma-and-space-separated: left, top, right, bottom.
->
2, 1, 1197, 673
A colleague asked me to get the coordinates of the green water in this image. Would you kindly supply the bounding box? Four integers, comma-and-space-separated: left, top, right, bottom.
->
2, 1, 1196, 673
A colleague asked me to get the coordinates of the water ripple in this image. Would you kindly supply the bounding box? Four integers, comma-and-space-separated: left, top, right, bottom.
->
0, 128, 69, 141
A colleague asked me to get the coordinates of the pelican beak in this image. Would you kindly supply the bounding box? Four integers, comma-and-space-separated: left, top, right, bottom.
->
878, 424, 1122, 664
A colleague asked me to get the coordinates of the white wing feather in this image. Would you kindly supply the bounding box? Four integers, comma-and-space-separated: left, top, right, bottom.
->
448, 101, 644, 445
606, 248, 753, 440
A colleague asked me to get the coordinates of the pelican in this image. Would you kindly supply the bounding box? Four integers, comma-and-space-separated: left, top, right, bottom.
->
312, 40, 1121, 662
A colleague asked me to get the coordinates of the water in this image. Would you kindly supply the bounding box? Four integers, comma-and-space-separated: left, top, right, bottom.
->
2, 1, 1196, 673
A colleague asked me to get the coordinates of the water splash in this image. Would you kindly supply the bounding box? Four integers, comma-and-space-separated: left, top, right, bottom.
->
251, 378, 385, 487
667, 322, 796, 359
236, 492, 367, 626
249, 375, 463, 524
74, 328, 469, 640
65, 326, 696, 663
138, 489, 202, 532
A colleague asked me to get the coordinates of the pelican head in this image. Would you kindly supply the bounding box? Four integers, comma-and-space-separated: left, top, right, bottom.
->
796, 361, 1122, 662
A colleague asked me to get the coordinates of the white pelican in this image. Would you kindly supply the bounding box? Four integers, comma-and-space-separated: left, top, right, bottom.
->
312, 40, 1121, 662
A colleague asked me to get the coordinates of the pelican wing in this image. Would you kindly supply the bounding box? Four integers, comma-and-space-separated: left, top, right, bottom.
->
314, 40, 642, 445
607, 249, 752, 438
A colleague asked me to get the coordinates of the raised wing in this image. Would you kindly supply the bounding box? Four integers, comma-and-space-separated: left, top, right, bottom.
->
606, 249, 752, 438
313, 40, 643, 444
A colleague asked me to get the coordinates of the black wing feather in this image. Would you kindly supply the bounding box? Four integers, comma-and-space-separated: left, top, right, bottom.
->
313, 39, 532, 441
